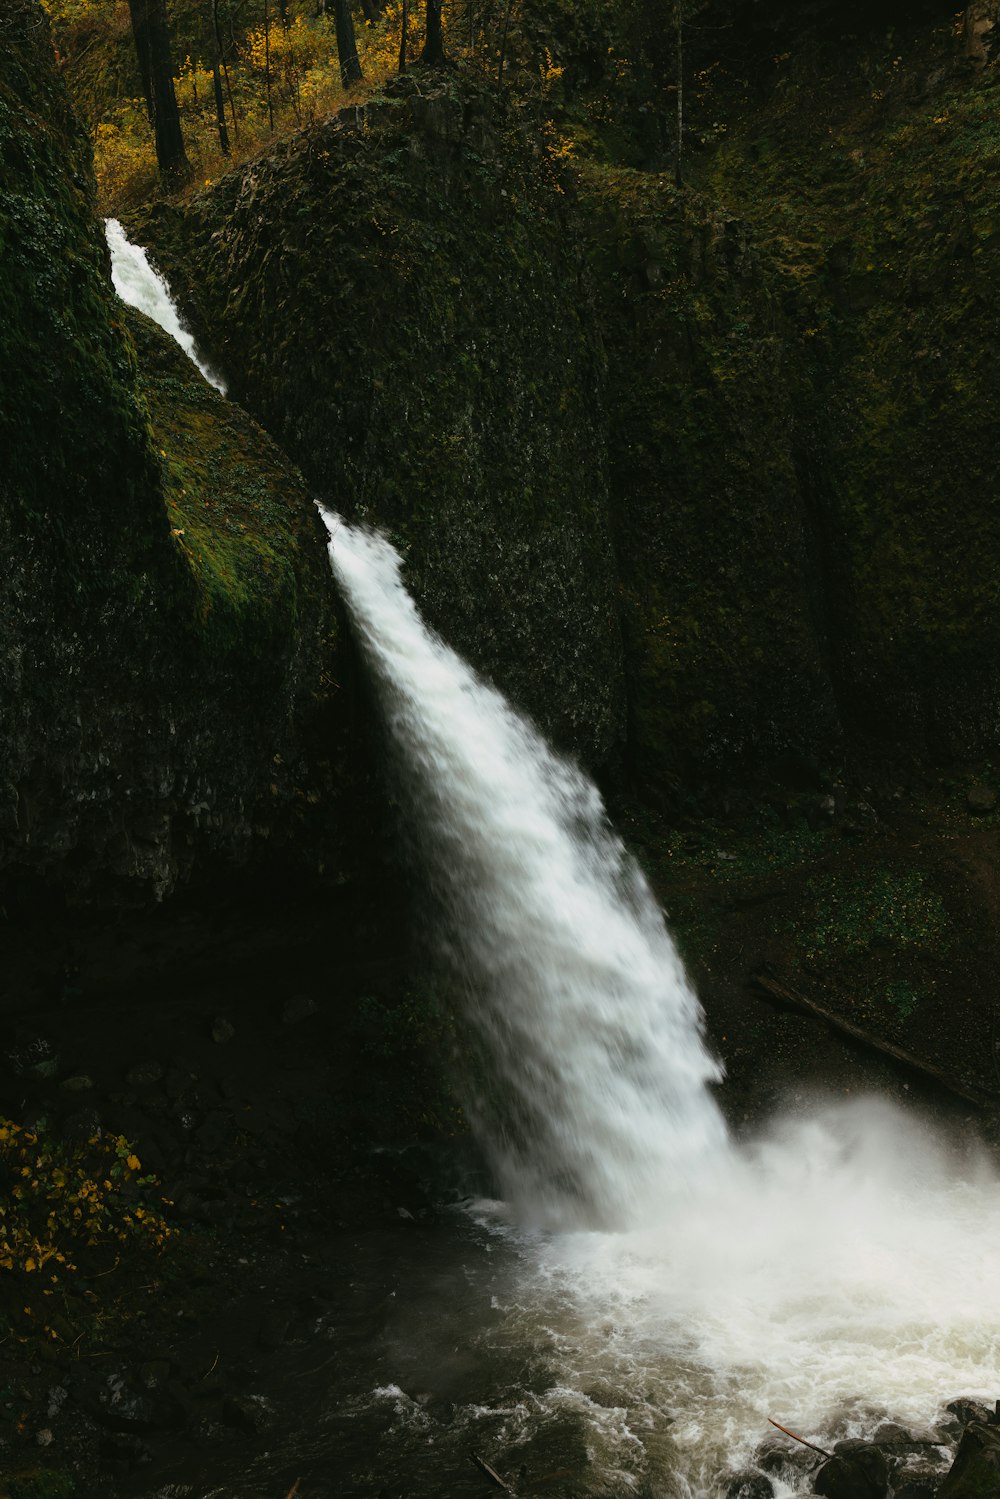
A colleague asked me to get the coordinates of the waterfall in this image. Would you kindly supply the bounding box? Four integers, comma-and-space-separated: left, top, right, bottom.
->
321, 507, 1000, 1490
103, 213, 1000, 1489
319, 508, 729, 1228
104, 218, 226, 395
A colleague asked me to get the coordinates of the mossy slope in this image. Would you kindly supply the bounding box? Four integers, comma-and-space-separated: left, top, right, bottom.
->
0, 1, 340, 902
140, 78, 625, 765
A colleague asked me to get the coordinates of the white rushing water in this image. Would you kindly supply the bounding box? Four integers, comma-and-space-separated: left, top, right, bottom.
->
320, 508, 728, 1230
321, 509, 1000, 1495
104, 218, 227, 394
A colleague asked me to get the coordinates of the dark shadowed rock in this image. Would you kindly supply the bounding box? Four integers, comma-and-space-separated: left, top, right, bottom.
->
893, 1464, 946, 1499
946, 1400, 996, 1430
726, 1470, 774, 1499
938, 1422, 1000, 1499
815, 1439, 889, 1499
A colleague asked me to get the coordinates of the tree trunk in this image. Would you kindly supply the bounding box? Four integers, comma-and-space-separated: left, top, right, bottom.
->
333, 0, 363, 85
263, 0, 274, 131
674, 0, 684, 188
212, 63, 230, 153
496, 0, 514, 94
211, 0, 240, 143
398, 0, 408, 71
126, 0, 190, 186
359, 0, 384, 19
421, 0, 446, 64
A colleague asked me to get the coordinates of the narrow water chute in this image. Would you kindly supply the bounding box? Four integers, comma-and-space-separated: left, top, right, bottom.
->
104, 218, 226, 394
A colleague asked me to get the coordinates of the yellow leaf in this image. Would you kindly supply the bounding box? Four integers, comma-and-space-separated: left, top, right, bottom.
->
126, 1154, 141, 1172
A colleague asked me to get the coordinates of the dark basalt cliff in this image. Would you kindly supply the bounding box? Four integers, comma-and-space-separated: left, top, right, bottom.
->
0, 0, 342, 905
139, 80, 626, 767
141, 4, 1000, 806
3, 0, 1000, 1120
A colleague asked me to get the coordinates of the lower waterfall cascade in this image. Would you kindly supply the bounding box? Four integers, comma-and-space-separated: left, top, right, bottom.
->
320, 507, 1000, 1495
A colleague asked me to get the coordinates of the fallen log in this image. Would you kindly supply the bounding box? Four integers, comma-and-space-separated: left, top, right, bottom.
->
767, 1417, 832, 1460
469, 1453, 513, 1492
751, 972, 995, 1109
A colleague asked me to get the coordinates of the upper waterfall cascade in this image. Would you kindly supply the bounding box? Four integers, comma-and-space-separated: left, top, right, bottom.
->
104, 218, 226, 394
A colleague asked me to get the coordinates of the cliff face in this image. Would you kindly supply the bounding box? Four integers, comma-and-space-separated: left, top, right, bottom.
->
141, 8, 1000, 805
7, 0, 1000, 907
137, 80, 625, 767
0, 0, 341, 904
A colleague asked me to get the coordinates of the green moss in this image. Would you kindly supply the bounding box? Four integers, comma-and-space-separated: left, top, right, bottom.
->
139, 77, 623, 763
0, 1, 169, 601
6, 1471, 76, 1499
794, 868, 947, 965
125, 310, 320, 656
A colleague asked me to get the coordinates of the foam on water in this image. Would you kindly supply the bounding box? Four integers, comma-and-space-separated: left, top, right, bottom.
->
321, 508, 1000, 1493
104, 218, 226, 393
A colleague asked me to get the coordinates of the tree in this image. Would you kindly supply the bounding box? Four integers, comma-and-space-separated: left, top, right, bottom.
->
421, 0, 446, 65
398, 0, 409, 71
126, 0, 191, 186
333, 0, 363, 85
674, 0, 684, 186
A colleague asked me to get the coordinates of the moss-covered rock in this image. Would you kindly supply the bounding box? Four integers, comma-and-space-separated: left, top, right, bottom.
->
0, 1, 341, 903
139, 77, 625, 765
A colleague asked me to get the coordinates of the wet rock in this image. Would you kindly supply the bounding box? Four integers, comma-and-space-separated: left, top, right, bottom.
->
164, 1065, 197, 1102
281, 993, 317, 1025
61, 1105, 102, 1143
938, 1422, 1000, 1498
815, 1439, 889, 1499
137, 1359, 172, 1391
726, 1470, 774, 1499
195, 1111, 231, 1153
872, 1423, 938, 1452
257, 1306, 293, 1350
6, 1033, 58, 1079
842, 800, 878, 836
754, 1439, 810, 1477
945, 1399, 995, 1429
96, 1369, 186, 1432
126, 1062, 165, 1089
893, 1464, 945, 1499
99, 1430, 152, 1467
966, 784, 997, 815
46, 1386, 68, 1420
60, 1073, 94, 1092
222, 1393, 275, 1433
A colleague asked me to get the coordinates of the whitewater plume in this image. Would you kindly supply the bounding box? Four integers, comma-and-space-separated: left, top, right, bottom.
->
104, 218, 226, 394
318, 507, 1000, 1495
319, 508, 728, 1228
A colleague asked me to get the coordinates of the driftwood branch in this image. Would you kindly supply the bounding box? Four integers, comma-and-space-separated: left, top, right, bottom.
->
767, 1417, 832, 1460
751, 972, 996, 1108
470, 1453, 513, 1492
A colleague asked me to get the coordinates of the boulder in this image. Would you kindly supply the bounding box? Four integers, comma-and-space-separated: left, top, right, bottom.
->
938, 1421, 1000, 1499
814, 1439, 889, 1499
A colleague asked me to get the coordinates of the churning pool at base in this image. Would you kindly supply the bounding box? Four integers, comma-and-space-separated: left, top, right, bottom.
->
189, 1095, 997, 1499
